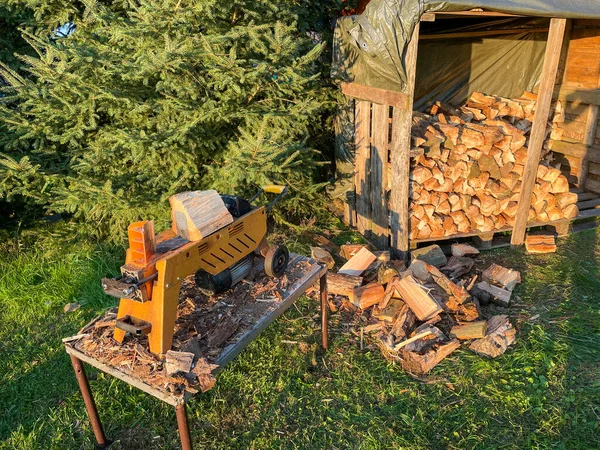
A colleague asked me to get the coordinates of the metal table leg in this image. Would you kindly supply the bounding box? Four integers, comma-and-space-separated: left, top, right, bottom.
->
320, 273, 328, 350
176, 403, 193, 450
69, 355, 111, 449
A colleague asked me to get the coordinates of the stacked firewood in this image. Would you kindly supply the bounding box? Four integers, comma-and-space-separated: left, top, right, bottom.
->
409, 92, 578, 240
314, 242, 518, 375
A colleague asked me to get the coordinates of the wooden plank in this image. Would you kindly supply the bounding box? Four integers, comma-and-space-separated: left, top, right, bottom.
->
577, 192, 598, 201
556, 19, 572, 87
577, 198, 600, 209
217, 256, 326, 368
355, 100, 371, 236
390, 22, 419, 261
589, 161, 600, 176
341, 82, 409, 109
432, 10, 524, 19
512, 18, 567, 246
420, 28, 548, 41
585, 177, 600, 194
370, 103, 390, 249
577, 208, 600, 219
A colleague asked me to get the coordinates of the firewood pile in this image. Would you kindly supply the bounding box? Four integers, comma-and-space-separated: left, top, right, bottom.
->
409, 91, 578, 240
66, 257, 312, 396
313, 242, 519, 375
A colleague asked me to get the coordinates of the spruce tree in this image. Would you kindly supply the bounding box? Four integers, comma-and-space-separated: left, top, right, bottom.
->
0, 0, 336, 239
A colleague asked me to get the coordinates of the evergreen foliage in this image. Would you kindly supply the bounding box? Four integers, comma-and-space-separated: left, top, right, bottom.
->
0, 0, 338, 239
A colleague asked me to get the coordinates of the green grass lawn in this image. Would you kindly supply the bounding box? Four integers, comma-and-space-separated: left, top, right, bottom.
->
1, 225, 599, 449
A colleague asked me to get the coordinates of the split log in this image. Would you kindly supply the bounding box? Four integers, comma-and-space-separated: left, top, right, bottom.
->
411, 244, 447, 267
170, 190, 234, 241
456, 300, 481, 322
326, 272, 363, 297
471, 281, 511, 307
407, 259, 432, 282
338, 247, 377, 276
377, 263, 400, 285
374, 298, 404, 322
482, 263, 521, 291
340, 244, 369, 260
425, 263, 470, 304
389, 303, 417, 341
525, 234, 557, 254
401, 339, 460, 375
392, 275, 443, 321
441, 256, 475, 278
451, 243, 480, 257
394, 329, 435, 352
469, 315, 516, 358
311, 247, 335, 269
450, 321, 488, 340
350, 282, 385, 309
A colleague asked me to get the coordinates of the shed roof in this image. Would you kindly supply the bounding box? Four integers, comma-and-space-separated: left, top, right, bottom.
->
332, 0, 600, 92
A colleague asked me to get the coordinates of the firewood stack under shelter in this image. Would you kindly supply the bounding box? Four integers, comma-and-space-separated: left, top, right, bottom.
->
408, 91, 578, 240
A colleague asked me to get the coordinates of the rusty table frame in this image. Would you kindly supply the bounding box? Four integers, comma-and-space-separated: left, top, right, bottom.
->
64, 256, 328, 450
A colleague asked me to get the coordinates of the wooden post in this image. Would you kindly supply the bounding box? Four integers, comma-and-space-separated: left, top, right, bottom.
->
511, 18, 567, 247
355, 100, 372, 237
390, 22, 420, 260
370, 103, 390, 248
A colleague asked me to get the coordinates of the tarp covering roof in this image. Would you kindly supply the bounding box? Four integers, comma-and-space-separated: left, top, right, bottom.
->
332, 0, 600, 92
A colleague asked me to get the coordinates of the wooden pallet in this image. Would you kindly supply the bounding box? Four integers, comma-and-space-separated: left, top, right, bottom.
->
410, 190, 600, 251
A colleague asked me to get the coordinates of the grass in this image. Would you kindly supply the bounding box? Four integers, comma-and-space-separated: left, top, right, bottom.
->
0, 223, 599, 449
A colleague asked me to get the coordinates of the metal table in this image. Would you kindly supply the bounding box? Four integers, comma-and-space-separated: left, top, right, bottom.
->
64, 254, 328, 450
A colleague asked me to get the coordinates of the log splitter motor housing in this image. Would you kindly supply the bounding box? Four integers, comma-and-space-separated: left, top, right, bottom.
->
101, 185, 289, 355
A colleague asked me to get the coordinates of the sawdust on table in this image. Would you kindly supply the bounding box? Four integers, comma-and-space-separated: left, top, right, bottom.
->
72, 257, 312, 397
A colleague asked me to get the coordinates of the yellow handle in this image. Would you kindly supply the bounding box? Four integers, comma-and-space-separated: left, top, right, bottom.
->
263, 185, 287, 194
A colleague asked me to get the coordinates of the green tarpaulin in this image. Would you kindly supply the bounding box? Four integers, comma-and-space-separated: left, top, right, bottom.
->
333, 0, 600, 92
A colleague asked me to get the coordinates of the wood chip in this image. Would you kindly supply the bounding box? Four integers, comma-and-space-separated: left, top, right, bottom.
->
165, 350, 195, 375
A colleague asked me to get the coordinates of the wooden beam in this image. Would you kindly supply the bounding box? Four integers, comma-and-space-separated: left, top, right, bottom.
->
431, 10, 525, 19
420, 28, 548, 41
355, 100, 371, 237
511, 18, 567, 247
341, 82, 409, 109
370, 103, 390, 249
390, 23, 420, 261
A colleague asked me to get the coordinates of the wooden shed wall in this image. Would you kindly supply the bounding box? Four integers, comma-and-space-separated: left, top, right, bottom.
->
551, 19, 600, 193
